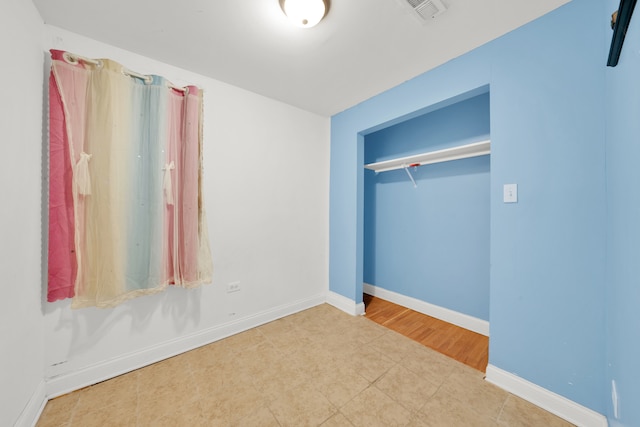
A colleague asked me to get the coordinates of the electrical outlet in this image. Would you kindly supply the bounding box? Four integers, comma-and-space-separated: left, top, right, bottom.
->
227, 281, 241, 293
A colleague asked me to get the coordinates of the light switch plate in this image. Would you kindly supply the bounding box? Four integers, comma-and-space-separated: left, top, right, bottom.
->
504, 184, 518, 203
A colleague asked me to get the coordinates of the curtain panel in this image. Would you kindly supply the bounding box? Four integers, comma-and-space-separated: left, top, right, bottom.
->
47, 50, 213, 308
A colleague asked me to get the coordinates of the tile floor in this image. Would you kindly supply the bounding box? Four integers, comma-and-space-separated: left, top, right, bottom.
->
37, 304, 574, 426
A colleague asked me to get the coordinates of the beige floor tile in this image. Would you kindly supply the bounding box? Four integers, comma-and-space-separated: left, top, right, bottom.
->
36, 392, 80, 427
309, 304, 348, 320
73, 372, 138, 414
367, 331, 426, 363
296, 322, 330, 338
37, 421, 69, 427
497, 394, 575, 427
301, 325, 349, 346
290, 345, 344, 379
180, 340, 237, 372
286, 306, 318, 321
199, 380, 266, 424
70, 397, 137, 427
293, 310, 331, 329
234, 339, 282, 376
341, 385, 413, 427
296, 310, 359, 340
258, 316, 300, 337
415, 390, 498, 427
268, 384, 337, 427
137, 354, 191, 377
399, 345, 458, 386
313, 329, 360, 353
138, 398, 205, 427
438, 367, 508, 420
220, 327, 268, 352
314, 364, 371, 408
322, 412, 356, 426
231, 406, 280, 427
375, 364, 439, 412
304, 303, 335, 314
188, 349, 247, 387
191, 361, 254, 396
327, 321, 359, 335
452, 360, 486, 378
349, 319, 389, 345
137, 367, 197, 400
259, 319, 312, 355
274, 333, 319, 355
341, 345, 396, 383
252, 357, 310, 401
137, 387, 200, 419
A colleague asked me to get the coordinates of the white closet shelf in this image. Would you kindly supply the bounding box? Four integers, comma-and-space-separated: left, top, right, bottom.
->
364, 139, 490, 173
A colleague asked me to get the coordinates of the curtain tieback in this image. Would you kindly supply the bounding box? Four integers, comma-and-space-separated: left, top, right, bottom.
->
76, 152, 92, 196
163, 161, 175, 205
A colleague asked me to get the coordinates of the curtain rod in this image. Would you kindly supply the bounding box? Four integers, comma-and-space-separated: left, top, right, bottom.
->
62, 51, 188, 93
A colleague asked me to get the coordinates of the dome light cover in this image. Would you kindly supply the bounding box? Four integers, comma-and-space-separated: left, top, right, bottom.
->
281, 0, 328, 28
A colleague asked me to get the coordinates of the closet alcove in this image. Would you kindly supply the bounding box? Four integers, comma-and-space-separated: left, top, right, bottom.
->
362, 90, 491, 367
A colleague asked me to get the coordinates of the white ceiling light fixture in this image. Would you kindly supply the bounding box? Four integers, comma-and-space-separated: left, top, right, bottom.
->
280, 0, 329, 28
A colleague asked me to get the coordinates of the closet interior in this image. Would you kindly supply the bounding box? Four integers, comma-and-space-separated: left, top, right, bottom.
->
363, 90, 491, 370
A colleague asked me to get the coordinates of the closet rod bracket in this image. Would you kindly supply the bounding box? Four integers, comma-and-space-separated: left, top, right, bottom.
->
402, 164, 417, 188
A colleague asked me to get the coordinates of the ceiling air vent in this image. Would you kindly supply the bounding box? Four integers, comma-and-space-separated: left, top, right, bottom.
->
405, 0, 447, 20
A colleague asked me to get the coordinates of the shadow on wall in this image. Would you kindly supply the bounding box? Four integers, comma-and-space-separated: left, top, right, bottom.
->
43, 287, 203, 369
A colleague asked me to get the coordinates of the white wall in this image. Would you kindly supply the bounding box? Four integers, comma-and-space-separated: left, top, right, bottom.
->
0, 1, 46, 425
42, 26, 330, 396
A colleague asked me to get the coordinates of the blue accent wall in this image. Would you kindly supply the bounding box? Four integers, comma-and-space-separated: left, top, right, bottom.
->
330, 0, 608, 415
488, 1, 606, 413
605, 0, 640, 425
363, 93, 490, 320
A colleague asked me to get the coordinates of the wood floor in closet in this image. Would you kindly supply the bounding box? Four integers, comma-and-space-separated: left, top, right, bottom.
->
363, 294, 489, 372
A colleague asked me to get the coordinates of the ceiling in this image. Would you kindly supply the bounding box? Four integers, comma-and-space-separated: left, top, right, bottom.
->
33, 0, 570, 116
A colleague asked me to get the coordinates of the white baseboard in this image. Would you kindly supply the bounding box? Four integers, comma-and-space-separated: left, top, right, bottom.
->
486, 364, 608, 427
45, 293, 326, 399
363, 283, 489, 336
14, 380, 46, 427
326, 290, 365, 316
